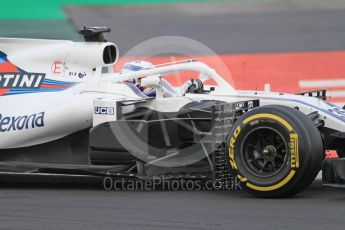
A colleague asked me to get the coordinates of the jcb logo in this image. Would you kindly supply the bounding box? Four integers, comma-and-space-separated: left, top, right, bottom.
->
228, 126, 241, 170
94, 107, 114, 115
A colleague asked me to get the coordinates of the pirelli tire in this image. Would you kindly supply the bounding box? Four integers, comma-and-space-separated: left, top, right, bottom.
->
226, 105, 323, 198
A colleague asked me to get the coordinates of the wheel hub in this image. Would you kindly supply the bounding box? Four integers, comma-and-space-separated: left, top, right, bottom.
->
263, 145, 277, 158
242, 127, 288, 177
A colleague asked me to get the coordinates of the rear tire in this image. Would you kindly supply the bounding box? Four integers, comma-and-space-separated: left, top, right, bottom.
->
226, 105, 323, 198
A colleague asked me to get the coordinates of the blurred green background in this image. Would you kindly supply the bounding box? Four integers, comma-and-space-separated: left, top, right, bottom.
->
1, 0, 218, 20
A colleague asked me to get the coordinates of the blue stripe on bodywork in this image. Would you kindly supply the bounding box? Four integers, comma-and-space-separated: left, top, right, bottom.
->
42, 79, 75, 85
162, 79, 177, 94
0, 51, 8, 62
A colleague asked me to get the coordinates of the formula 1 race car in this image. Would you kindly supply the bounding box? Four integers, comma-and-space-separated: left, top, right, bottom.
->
0, 27, 344, 197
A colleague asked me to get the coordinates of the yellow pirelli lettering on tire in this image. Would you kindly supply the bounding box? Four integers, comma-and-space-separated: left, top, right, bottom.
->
246, 170, 296, 192
290, 133, 299, 168
228, 126, 241, 170
237, 174, 247, 182
243, 113, 293, 132
229, 150, 238, 169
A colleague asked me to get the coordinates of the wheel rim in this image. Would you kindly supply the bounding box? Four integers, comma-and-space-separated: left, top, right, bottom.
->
241, 127, 288, 178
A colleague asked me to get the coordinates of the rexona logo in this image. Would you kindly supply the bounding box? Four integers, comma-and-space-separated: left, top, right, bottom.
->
0, 73, 45, 89
0, 112, 45, 132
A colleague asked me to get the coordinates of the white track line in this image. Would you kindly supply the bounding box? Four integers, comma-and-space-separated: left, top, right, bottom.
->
326, 90, 345, 97
299, 79, 345, 88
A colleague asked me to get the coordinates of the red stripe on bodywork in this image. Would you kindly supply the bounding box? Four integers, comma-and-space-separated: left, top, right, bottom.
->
0, 88, 10, 96
40, 84, 71, 89
0, 62, 18, 95
0, 62, 18, 72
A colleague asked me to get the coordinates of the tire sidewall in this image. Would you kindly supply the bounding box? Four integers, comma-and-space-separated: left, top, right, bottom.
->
226, 105, 321, 197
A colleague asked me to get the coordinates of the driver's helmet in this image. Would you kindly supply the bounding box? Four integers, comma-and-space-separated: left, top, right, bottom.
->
121, 60, 158, 96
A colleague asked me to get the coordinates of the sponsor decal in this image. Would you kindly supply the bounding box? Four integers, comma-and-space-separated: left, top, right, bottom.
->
234, 100, 258, 110
0, 112, 45, 132
0, 51, 76, 96
68, 71, 87, 79
51, 61, 64, 75
94, 107, 115, 115
235, 102, 246, 109
0, 72, 45, 89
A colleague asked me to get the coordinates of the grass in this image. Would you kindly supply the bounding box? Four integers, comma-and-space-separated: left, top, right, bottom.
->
1, 0, 229, 20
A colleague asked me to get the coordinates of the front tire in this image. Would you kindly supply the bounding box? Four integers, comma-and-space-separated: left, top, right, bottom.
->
226, 105, 323, 198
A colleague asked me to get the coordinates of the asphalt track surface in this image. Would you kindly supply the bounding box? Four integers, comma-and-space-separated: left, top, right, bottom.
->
0, 179, 344, 230
1, 1, 345, 229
